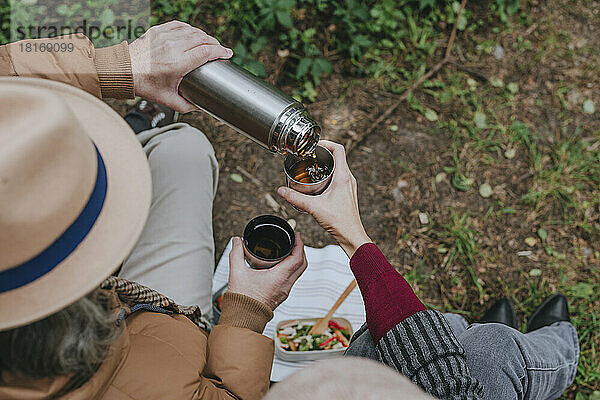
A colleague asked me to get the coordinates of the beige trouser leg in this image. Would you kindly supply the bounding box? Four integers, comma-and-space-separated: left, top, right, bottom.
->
119, 123, 218, 320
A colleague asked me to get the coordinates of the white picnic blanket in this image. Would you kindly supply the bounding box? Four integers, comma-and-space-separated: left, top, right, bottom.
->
212, 238, 366, 381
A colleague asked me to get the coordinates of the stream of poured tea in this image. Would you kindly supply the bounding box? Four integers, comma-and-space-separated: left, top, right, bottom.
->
290, 153, 331, 183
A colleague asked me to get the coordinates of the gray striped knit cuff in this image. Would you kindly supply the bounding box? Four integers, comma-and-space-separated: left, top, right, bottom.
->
376, 310, 483, 398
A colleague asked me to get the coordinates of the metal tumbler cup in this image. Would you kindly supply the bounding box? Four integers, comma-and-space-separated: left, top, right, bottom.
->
284, 145, 335, 196
243, 215, 295, 269
179, 60, 321, 157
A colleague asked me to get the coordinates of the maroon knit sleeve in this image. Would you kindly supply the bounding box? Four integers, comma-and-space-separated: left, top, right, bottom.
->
350, 243, 427, 343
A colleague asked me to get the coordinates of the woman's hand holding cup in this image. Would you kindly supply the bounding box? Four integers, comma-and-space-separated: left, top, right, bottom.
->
277, 140, 372, 258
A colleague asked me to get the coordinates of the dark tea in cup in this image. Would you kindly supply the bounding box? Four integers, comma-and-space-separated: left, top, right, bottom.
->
243, 215, 295, 269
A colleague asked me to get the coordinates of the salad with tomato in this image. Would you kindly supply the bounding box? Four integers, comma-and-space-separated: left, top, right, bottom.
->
277, 319, 351, 352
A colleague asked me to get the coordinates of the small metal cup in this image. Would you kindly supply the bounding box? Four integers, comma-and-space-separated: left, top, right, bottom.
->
243, 215, 295, 269
284, 145, 335, 196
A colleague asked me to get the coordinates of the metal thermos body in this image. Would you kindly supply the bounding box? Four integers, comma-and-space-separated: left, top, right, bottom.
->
179, 60, 320, 157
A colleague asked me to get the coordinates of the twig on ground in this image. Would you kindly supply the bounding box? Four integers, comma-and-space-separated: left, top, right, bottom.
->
518, 170, 536, 182
236, 166, 265, 187
346, 0, 468, 152
264, 193, 280, 212
345, 61, 447, 150
445, 0, 467, 59
524, 22, 538, 36
264, 193, 290, 219
448, 61, 489, 82
236, 166, 291, 217
437, 279, 450, 308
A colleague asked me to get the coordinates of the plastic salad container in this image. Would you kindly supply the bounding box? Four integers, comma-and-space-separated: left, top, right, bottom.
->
274, 317, 353, 362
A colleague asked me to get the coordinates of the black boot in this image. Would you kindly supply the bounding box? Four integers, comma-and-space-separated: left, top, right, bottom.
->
526, 293, 570, 333
480, 298, 518, 329
124, 99, 178, 134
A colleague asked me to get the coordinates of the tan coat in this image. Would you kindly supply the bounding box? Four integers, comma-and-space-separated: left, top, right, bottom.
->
0, 36, 275, 400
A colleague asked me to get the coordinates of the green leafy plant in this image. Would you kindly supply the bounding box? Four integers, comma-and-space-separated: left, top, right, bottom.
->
206, 0, 485, 101
231, 39, 268, 78
0, 2, 11, 45
491, 0, 521, 23
522, 128, 600, 225
152, 0, 202, 23
437, 210, 484, 299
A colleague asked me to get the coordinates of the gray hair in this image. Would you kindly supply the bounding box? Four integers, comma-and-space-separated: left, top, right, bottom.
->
264, 357, 436, 400
0, 288, 121, 390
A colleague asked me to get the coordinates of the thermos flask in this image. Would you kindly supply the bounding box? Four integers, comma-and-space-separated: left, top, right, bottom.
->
178, 60, 321, 157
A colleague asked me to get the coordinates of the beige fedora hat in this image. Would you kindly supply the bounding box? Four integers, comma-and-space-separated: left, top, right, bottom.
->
0, 77, 151, 330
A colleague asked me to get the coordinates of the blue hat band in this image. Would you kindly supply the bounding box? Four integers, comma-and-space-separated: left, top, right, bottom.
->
0, 145, 107, 293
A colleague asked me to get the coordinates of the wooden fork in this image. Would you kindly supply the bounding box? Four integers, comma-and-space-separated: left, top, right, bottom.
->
308, 279, 357, 335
